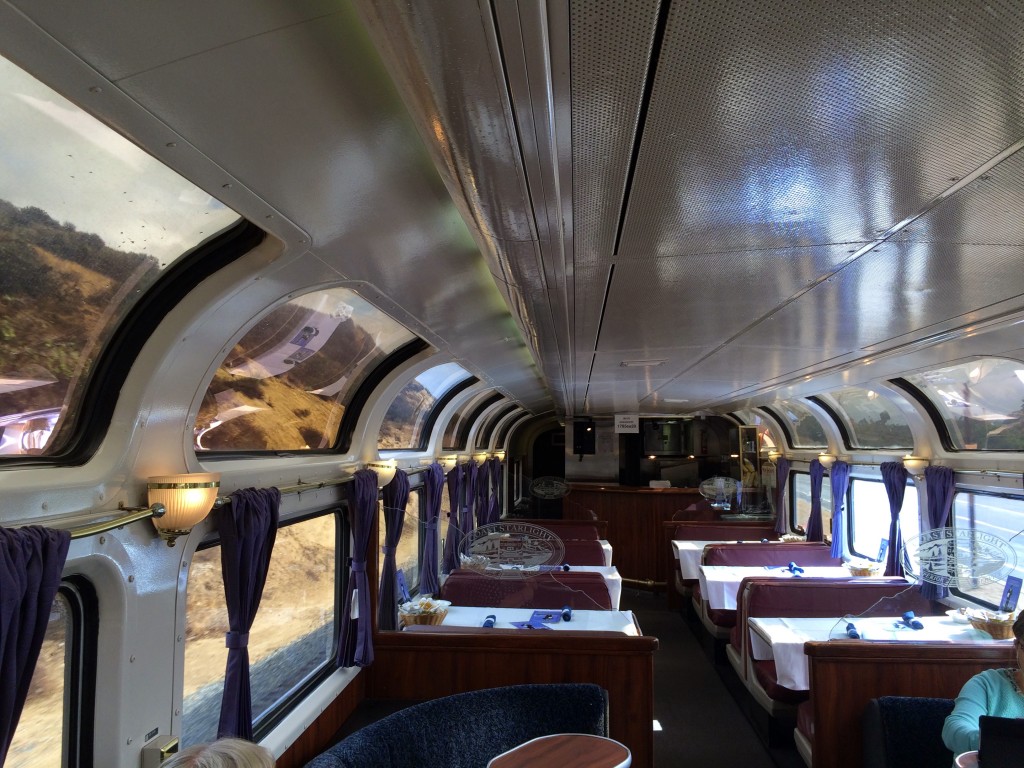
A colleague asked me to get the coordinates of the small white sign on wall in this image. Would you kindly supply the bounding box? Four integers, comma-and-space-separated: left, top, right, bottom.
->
615, 413, 639, 433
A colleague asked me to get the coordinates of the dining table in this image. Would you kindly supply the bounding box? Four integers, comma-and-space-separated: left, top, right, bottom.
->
436, 605, 642, 635
747, 615, 1012, 690
697, 565, 852, 611
673, 540, 775, 581
486, 733, 631, 768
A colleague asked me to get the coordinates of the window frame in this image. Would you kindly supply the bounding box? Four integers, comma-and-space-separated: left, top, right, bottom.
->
183, 505, 348, 743
1, 221, 262, 466
847, 476, 918, 562
948, 488, 1024, 610
789, 469, 837, 538
12, 576, 98, 768
376, 365, 477, 452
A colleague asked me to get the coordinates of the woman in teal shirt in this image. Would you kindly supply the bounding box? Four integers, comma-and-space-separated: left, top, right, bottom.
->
942, 613, 1024, 755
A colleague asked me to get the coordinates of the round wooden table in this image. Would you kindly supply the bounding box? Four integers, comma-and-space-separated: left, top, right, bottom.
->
486, 733, 631, 768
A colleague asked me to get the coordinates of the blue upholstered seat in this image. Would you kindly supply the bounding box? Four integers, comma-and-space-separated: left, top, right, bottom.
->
304, 684, 608, 768
862, 696, 955, 768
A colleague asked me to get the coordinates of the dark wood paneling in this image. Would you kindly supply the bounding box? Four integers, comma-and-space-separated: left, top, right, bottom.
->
369, 629, 658, 768
805, 641, 1015, 768
276, 673, 366, 768
568, 485, 707, 585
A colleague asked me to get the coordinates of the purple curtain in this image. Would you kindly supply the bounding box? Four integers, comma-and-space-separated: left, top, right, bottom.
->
421, 463, 444, 596
217, 487, 280, 740
475, 460, 490, 527
774, 458, 791, 534
441, 464, 462, 574
377, 469, 410, 632
338, 469, 377, 668
806, 459, 825, 541
881, 461, 909, 577
494, 459, 505, 519
0, 526, 70, 767
486, 457, 501, 524
921, 465, 956, 600
829, 461, 851, 558
460, 462, 477, 555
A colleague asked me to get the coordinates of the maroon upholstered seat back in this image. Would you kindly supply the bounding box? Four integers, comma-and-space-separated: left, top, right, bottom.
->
671, 523, 777, 541
440, 569, 612, 610
728, 577, 934, 650
561, 539, 607, 565
534, 524, 600, 540
702, 542, 839, 568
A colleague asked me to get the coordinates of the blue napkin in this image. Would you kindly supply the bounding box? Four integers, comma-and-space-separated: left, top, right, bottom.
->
511, 621, 551, 630
530, 610, 562, 624
482, 614, 496, 628
561, 606, 572, 622
846, 622, 860, 639
901, 610, 924, 630
787, 562, 804, 575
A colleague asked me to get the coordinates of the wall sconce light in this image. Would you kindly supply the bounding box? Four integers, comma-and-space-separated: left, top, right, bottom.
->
902, 455, 930, 479
437, 455, 458, 473
817, 453, 836, 470
472, 451, 489, 465
767, 449, 782, 462
492, 449, 506, 461
366, 459, 398, 488
148, 473, 221, 546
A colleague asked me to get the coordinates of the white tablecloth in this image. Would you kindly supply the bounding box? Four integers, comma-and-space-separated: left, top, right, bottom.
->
673, 540, 773, 580
748, 616, 1010, 690
698, 565, 852, 610
438, 605, 640, 635
599, 540, 613, 567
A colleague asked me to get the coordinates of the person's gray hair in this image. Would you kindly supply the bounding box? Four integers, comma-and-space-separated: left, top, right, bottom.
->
161, 738, 275, 768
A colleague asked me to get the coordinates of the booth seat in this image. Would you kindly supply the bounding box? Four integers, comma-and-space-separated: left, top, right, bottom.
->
667, 522, 778, 605
862, 696, 955, 768
510, 518, 606, 540
561, 538, 609, 566
727, 576, 936, 716
305, 684, 608, 768
794, 699, 814, 767
695, 543, 840, 638
440, 569, 613, 610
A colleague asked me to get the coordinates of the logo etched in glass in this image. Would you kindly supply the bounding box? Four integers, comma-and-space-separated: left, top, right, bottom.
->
902, 528, 1017, 587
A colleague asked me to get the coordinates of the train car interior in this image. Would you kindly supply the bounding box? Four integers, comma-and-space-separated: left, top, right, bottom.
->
3, 2, 1024, 767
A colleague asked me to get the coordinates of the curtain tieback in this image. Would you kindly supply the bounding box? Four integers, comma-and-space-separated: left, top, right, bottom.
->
351, 560, 367, 573
381, 545, 395, 555
225, 631, 249, 649
427, 519, 438, 531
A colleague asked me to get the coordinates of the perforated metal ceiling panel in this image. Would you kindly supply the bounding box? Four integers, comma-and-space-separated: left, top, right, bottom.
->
596, 247, 852, 351
615, 0, 1024, 258
894, 147, 1024, 246
556, 0, 1024, 416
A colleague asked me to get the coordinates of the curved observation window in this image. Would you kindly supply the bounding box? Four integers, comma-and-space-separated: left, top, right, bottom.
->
495, 412, 528, 447
816, 388, 914, 450
195, 288, 414, 451
443, 392, 502, 451
772, 400, 828, 448
476, 402, 516, 449
377, 362, 471, 450
904, 358, 1024, 451
0, 54, 240, 457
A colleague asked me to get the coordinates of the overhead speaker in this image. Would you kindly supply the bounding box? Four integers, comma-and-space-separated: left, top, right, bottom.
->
573, 420, 596, 455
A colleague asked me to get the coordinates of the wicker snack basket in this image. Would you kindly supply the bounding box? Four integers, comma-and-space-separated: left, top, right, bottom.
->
397, 597, 451, 628
844, 560, 884, 577
968, 615, 1015, 640
399, 609, 448, 627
